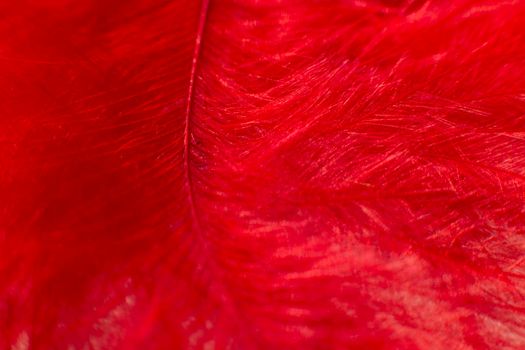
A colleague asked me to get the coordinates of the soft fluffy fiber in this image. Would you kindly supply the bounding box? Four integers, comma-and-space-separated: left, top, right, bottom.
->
1, 0, 525, 349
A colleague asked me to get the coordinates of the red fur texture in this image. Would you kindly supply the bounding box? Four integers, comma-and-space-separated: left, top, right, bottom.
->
1, 0, 525, 349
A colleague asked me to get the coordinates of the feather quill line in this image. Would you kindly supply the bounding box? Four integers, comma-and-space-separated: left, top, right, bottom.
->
179, 2, 261, 344
183, 0, 210, 234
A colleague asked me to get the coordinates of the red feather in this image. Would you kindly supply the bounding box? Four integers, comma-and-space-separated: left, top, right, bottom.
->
1, 0, 525, 348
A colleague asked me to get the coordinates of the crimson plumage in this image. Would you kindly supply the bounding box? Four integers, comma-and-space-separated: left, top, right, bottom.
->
1, 0, 525, 349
